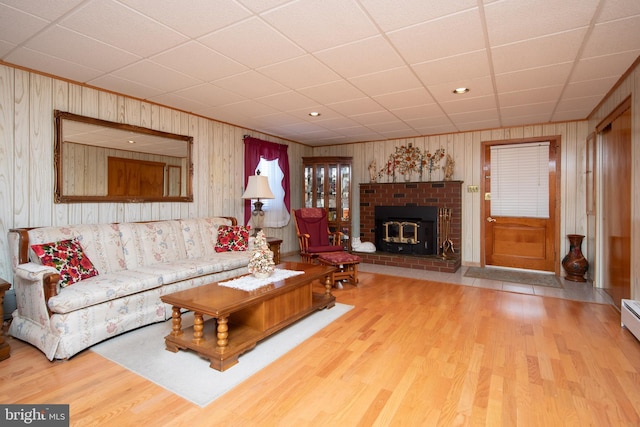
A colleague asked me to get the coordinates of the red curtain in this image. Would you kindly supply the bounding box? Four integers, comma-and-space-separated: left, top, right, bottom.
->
243, 136, 290, 225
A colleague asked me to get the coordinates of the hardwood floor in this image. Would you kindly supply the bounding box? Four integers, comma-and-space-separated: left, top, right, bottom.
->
1, 269, 639, 426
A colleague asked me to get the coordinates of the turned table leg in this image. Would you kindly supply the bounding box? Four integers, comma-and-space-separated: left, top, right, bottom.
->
192, 312, 205, 344
216, 316, 229, 350
170, 306, 183, 337
324, 274, 333, 296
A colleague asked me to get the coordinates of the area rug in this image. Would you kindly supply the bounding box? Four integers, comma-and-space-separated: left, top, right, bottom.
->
91, 303, 353, 407
465, 267, 562, 288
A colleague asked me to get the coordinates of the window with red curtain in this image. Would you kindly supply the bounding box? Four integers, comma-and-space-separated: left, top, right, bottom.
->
243, 136, 291, 227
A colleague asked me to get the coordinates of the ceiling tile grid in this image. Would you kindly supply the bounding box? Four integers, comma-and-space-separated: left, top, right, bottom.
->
0, 0, 639, 145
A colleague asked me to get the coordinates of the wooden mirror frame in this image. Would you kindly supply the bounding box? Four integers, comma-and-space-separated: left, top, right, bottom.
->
54, 110, 193, 203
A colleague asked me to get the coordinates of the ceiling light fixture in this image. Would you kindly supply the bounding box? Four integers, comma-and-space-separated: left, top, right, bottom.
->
453, 87, 469, 94
308, 111, 321, 117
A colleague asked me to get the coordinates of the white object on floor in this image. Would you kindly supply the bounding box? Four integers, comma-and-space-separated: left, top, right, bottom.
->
621, 299, 640, 342
352, 237, 376, 253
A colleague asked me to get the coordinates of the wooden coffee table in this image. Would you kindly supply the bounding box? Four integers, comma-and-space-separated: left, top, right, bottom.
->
160, 262, 336, 371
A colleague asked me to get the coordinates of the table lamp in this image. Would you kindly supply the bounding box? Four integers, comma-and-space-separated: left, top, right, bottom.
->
242, 171, 275, 235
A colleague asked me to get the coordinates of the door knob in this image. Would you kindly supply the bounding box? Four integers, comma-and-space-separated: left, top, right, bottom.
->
487, 217, 496, 222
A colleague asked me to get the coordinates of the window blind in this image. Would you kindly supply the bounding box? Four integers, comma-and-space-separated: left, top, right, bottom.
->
490, 142, 550, 218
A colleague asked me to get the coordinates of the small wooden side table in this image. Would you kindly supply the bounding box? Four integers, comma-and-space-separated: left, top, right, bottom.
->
0, 278, 11, 361
266, 237, 282, 265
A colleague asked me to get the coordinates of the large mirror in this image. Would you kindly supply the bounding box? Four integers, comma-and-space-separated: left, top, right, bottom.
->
55, 110, 193, 203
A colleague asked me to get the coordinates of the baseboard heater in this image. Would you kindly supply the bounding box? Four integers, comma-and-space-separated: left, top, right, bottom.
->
621, 299, 640, 342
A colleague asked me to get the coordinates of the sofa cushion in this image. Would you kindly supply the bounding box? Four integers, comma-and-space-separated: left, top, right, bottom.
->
180, 217, 233, 258
215, 225, 250, 252
27, 223, 126, 274
47, 270, 163, 314
31, 239, 99, 287
119, 221, 187, 269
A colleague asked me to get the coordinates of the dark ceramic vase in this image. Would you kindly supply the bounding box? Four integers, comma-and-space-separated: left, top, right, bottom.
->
562, 234, 589, 282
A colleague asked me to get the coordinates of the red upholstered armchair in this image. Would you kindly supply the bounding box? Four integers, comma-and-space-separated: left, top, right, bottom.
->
293, 208, 344, 262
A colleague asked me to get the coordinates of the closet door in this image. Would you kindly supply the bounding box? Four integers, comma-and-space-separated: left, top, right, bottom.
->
601, 106, 631, 308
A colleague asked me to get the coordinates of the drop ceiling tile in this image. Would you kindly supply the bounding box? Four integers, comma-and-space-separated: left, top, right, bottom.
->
198, 16, 304, 69
6, 47, 103, 83
391, 104, 444, 120
449, 107, 498, 123
491, 29, 587, 74
213, 99, 280, 118
261, 0, 378, 52
361, 0, 477, 32
256, 91, 318, 111
151, 41, 248, 82
349, 66, 422, 96
88, 74, 165, 100
563, 76, 618, 98
313, 116, 361, 129
366, 120, 414, 133
315, 36, 405, 79
405, 114, 453, 129
555, 94, 605, 113
327, 97, 385, 116
581, 15, 640, 58
1, 0, 84, 21
498, 86, 563, 107
24, 26, 140, 73
257, 55, 341, 89
0, 40, 15, 57
213, 71, 289, 98
495, 63, 573, 92
111, 60, 201, 92
571, 51, 640, 82
350, 110, 398, 126
500, 102, 556, 119
147, 92, 210, 112
596, 0, 640, 22
484, 0, 598, 46
440, 94, 497, 116
120, 0, 251, 38
387, 8, 485, 64
59, 0, 188, 57
412, 50, 490, 86
374, 88, 435, 110
298, 80, 365, 104
236, 0, 292, 14
410, 123, 459, 135
0, 3, 49, 45
173, 83, 245, 107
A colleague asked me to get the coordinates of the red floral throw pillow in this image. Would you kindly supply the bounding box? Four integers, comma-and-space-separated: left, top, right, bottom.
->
215, 225, 250, 252
31, 239, 99, 287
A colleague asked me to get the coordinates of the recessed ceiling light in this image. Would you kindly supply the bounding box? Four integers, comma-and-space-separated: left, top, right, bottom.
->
308, 111, 321, 117
453, 87, 469, 94
128, 140, 136, 144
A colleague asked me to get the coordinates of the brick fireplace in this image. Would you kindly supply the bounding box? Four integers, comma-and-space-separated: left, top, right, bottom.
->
358, 181, 463, 273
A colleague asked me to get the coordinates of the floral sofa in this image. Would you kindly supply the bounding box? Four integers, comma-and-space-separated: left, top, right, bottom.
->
7, 217, 252, 360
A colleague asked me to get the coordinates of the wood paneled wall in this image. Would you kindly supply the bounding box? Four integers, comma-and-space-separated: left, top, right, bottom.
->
312, 121, 590, 272
0, 64, 311, 283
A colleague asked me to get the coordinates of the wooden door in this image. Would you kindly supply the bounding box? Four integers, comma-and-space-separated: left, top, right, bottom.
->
482, 138, 559, 272
601, 106, 631, 307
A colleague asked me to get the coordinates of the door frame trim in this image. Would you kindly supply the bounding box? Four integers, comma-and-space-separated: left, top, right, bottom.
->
480, 135, 562, 274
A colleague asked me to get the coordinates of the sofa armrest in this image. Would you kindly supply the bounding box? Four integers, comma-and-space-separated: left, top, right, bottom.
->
14, 263, 61, 319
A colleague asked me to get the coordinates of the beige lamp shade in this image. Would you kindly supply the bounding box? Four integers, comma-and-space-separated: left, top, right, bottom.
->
242, 175, 275, 200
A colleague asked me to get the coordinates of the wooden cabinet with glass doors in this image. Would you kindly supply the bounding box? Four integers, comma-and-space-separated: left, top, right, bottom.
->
302, 157, 352, 251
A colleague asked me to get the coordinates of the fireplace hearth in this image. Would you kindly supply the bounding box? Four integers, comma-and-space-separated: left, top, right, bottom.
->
375, 206, 437, 255
358, 181, 463, 273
